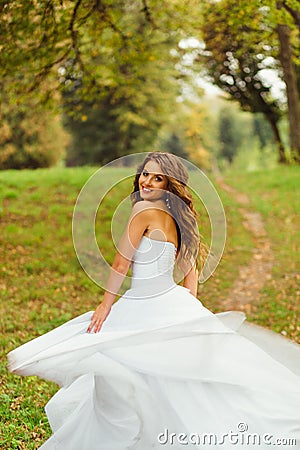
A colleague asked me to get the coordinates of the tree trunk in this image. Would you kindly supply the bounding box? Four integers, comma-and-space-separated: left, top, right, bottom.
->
268, 116, 287, 164
276, 19, 300, 163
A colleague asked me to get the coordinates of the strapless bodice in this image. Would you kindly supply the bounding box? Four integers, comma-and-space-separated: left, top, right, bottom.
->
125, 236, 178, 298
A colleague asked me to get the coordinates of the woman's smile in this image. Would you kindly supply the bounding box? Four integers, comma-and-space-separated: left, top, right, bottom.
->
138, 160, 168, 200
141, 186, 153, 193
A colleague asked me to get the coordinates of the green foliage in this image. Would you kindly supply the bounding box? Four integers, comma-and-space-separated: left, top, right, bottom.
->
159, 133, 189, 159
0, 97, 69, 170
218, 107, 239, 163
252, 114, 274, 149
157, 102, 214, 169
2, 0, 299, 168
0, 0, 204, 167
230, 138, 278, 172
199, 0, 300, 163
213, 103, 276, 170
60, 45, 179, 165
200, 1, 283, 116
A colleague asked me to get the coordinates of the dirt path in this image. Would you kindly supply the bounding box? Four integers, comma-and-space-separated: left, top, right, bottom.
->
215, 176, 274, 312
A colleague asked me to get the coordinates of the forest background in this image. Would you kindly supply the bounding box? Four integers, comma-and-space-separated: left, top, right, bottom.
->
1, 0, 300, 172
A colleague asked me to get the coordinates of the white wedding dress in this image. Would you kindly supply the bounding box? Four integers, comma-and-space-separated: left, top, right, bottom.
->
7, 236, 300, 449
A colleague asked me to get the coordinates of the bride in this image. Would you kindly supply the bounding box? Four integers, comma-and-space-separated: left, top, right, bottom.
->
87, 152, 201, 334
7, 152, 300, 449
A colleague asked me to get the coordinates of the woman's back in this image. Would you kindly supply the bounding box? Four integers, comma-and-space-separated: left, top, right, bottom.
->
141, 201, 179, 250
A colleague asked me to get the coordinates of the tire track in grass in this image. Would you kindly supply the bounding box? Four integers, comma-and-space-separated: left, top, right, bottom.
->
216, 178, 274, 312
214, 176, 300, 362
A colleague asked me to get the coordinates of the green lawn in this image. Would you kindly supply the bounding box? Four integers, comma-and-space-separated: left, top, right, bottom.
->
0, 164, 299, 448
223, 165, 300, 341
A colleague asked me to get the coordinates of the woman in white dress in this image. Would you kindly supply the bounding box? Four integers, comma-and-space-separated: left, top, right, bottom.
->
7, 152, 300, 449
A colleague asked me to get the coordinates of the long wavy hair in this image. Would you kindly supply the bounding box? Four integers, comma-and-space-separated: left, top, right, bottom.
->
130, 151, 208, 275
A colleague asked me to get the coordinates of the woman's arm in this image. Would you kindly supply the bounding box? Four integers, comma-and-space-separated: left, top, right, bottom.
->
183, 264, 199, 298
87, 202, 153, 333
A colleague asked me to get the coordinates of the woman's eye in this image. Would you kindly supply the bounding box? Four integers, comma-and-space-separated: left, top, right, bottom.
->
141, 171, 162, 181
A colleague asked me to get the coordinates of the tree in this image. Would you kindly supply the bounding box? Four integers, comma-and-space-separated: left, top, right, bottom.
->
0, 95, 68, 169
157, 99, 220, 170
159, 133, 189, 159
59, 22, 181, 164
199, 0, 288, 163
253, 114, 274, 149
62, 85, 175, 166
200, 0, 300, 162
0, 0, 203, 166
177, 104, 212, 169
276, 1, 300, 162
218, 108, 240, 164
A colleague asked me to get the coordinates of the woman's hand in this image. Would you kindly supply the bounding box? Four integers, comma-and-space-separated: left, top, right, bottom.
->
87, 303, 111, 333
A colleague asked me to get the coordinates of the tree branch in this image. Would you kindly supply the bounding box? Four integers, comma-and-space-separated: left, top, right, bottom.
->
27, 50, 71, 93
141, 0, 156, 26
282, 0, 300, 29
39, 0, 57, 48
68, 0, 86, 72
94, 1, 128, 42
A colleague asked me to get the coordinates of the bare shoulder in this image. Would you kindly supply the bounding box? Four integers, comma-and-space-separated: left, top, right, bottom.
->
131, 200, 161, 214
129, 201, 167, 230
128, 201, 153, 230
132, 200, 156, 211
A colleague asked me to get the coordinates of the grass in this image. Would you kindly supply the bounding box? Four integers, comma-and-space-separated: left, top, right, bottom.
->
0, 164, 298, 448
223, 165, 300, 341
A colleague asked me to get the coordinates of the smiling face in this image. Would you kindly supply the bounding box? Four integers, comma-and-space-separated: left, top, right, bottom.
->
138, 160, 169, 202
